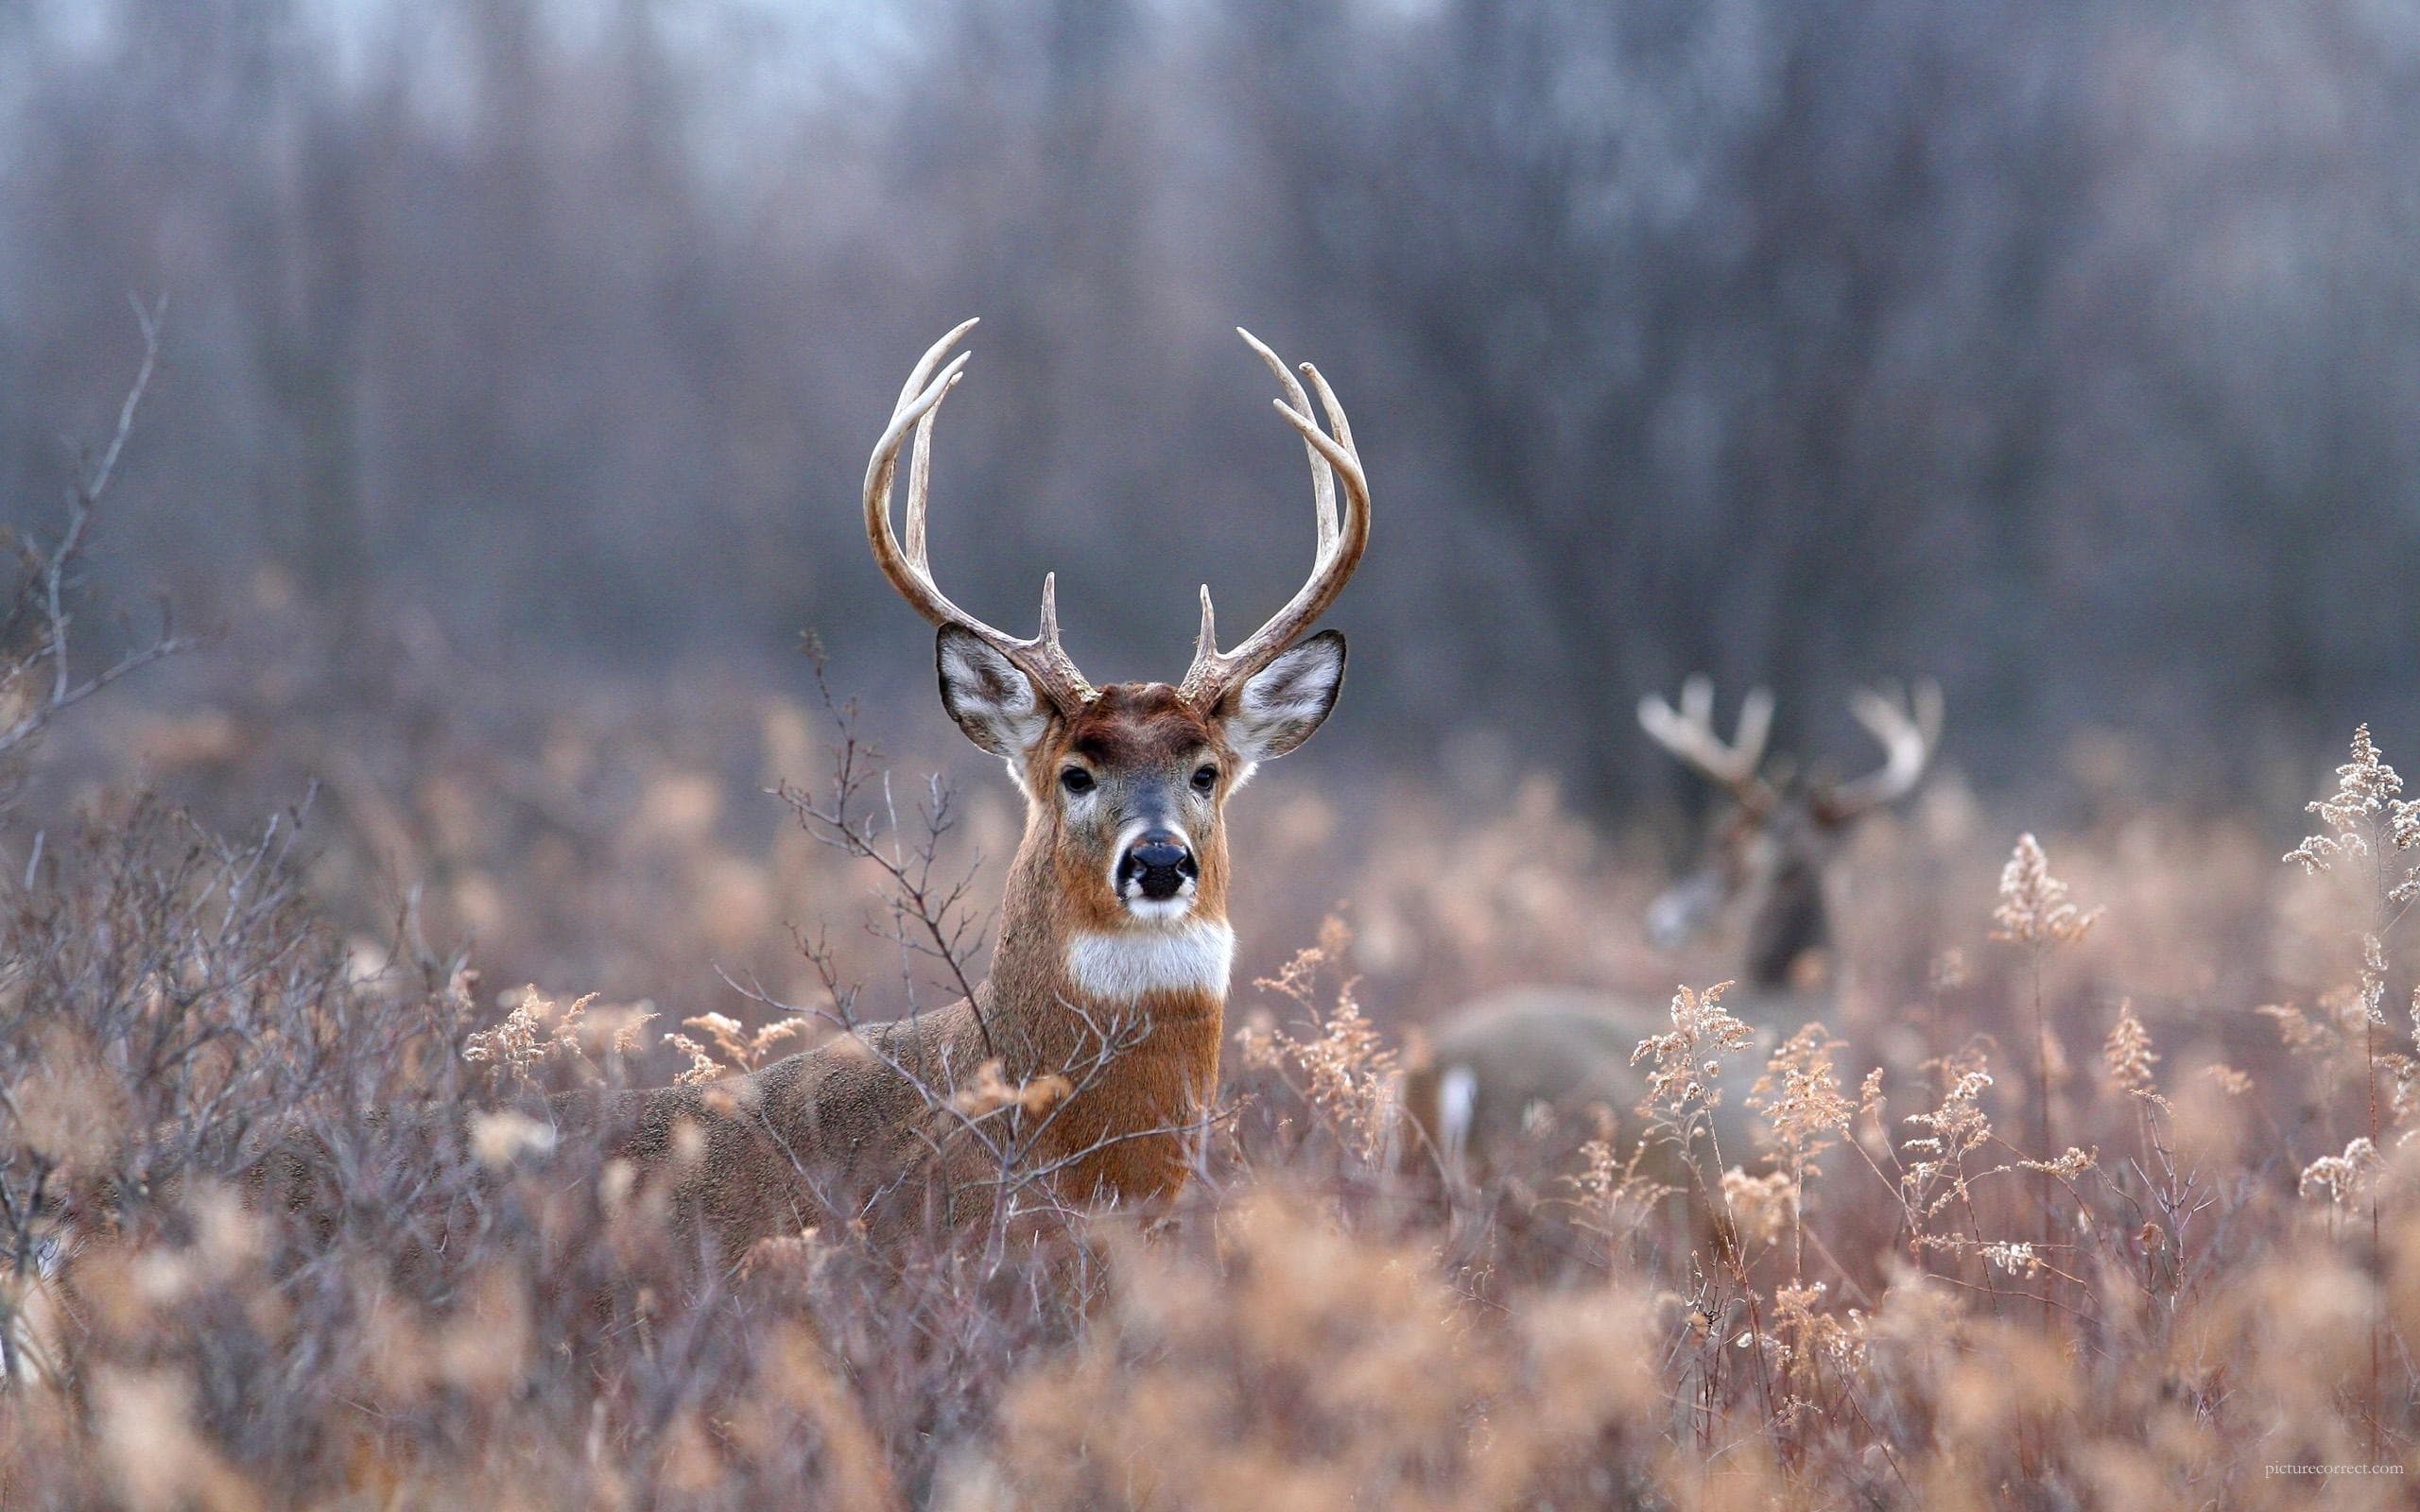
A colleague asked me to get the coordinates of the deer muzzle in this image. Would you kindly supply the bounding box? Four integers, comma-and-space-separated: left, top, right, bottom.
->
1118, 830, 1200, 904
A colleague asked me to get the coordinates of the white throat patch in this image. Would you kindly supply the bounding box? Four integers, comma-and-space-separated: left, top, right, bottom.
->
1064, 920, 1235, 1004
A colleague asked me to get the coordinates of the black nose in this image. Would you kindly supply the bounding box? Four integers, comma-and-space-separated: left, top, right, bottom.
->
1120, 830, 1198, 902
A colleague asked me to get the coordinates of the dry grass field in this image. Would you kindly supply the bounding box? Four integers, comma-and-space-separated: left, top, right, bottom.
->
3, 572, 2416, 1511
6, 2, 2418, 1503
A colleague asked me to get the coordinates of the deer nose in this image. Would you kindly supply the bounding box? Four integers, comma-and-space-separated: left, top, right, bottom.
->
1120, 830, 1198, 902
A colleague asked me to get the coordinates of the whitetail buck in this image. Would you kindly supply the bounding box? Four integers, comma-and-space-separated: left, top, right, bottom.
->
553, 321, 1369, 1257
1399, 678, 1940, 1188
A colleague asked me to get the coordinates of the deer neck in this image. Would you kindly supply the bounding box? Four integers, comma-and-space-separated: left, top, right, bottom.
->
1740, 858, 1830, 993
982, 810, 1234, 1078
1727, 921, 1837, 1034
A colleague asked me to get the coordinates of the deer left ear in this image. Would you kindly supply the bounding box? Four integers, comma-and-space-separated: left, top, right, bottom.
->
1216, 629, 1346, 768
937, 626, 1053, 763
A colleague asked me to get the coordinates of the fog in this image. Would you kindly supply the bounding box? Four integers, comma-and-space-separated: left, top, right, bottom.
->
7, 0, 2416, 813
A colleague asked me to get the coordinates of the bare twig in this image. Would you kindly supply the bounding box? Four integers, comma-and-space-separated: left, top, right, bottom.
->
0, 294, 196, 769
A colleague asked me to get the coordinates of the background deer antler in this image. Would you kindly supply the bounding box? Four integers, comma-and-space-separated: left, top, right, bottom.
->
1816, 680, 1944, 820
863, 319, 1096, 711
1637, 676, 1776, 805
1178, 329, 1372, 710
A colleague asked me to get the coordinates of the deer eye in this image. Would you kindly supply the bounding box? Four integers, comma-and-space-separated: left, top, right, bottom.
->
1191, 764, 1219, 794
1060, 766, 1095, 796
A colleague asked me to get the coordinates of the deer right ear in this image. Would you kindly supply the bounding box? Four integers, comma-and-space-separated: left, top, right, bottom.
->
1215, 629, 1347, 770
937, 626, 1052, 762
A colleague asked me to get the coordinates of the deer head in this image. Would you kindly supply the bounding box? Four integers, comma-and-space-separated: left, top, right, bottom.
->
1638, 677, 1942, 987
863, 322, 1367, 950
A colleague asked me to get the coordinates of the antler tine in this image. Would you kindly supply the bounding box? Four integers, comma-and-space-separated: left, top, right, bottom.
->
864, 353, 967, 561
905, 379, 944, 572
1637, 679, 1776, 799
1179, 333, 1373, 708
894, 316, 980, 413
1679, 673, 1713, 730
864, 323, 1094, 712
1734, 684, 1775, 773
890, 316, 983, 572
1237, 328, 1337, 556
1300, 360, 1353, 454
1823, 679, 1944, 818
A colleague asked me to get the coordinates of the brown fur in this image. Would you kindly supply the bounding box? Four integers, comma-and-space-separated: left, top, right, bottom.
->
554, 680, 1249, 1263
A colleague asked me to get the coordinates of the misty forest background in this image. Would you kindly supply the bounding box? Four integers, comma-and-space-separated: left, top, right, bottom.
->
3, 0, 2415, 862
17, 9, 2420, 1505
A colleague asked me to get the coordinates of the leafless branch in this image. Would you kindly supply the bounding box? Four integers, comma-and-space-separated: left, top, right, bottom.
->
780, 641, 996, 1059
0, 294, 198, 772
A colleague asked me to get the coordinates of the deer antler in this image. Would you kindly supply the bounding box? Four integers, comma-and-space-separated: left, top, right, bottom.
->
1178, 329, 1372, 709
1817, 680, 1944, 820
864, 319, 1095, 712
1638, 676, 1776, 802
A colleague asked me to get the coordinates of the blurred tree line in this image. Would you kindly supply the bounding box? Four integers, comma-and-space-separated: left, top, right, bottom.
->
3, 0, 2415, 812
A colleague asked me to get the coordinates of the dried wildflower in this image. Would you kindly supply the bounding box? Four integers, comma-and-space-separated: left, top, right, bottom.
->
1231, 1009, 1280, 1072
1748, 1022, 1853, 1169
1632, 981, 1753, 1117
442, 963, 481, 1023
469, 1109, 559, 1169
2385, 1055, 2420, 1139
92, 1368, 252, 1510
2359, 933, 2390, 1027
1253, 913, 1353, 1008
663, 1032, 724, 1088
606, 1005, 658, 1055
738, 1229, 830, 1287
1991, 833, 2100, 945
463, 987, 600, 1088
1719, 1166, 1798, 1246
2287, 725, 2405, 873
2017, 1146, 2098, 1181
1569, 1133, 1674, 1228
1981, 1240, 2045, 1278
663, 1010, 815, 1083
951, 1060, 1073, 1120
1284, 992, 1392, 1138
1928, 948, 1970, 992
1568, 1135, 1620, 1206
2299, 1137, 2381, 1205
1852, 1067, 1892, 1158
685, 1011, 746, 1056
1771, 1280, 1869, 1375
1858, 1067, 1887, 1121
2204, 1063, 2254, 1097
1903, 1059, 1994, 1162
1239, 919, 1398, 1161
2101, 1000, 2158, 1092
2285, 832, 2364, 875
2258, 1001, 2336, 1058
2316, 979, 2380, 1041
1902, 1046, 1996, 1218
1026, 1073, 1074, 1116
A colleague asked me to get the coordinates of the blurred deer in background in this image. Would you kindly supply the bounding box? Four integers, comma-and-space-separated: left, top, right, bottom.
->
556, 321, 1370, 1258
1399, 677, 1941, 1190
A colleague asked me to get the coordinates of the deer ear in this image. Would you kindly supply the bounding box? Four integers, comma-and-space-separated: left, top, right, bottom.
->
1217, 630, 1346, 768
937, 627, 1052, 761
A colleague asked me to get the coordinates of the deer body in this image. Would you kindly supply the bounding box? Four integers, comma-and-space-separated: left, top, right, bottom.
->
559, 960, 1225, 1252
555, 327, 1370, 1261
1402, 680, 1939, 1189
